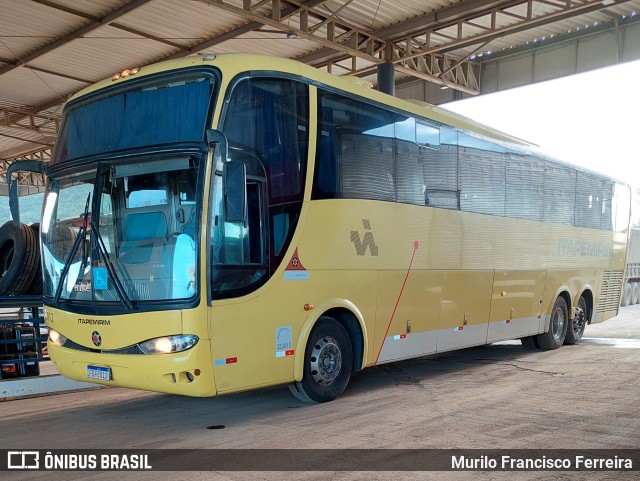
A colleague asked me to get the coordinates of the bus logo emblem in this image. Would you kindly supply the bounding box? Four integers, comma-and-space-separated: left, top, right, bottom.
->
350, 219, 379, 256
91, 331, 102, 347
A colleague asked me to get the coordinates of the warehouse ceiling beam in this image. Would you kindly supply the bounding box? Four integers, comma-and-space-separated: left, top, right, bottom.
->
164, 0, 329, 60
1, 107, 60, 135
294, 0, 515, 65
0, 138, 55, 160
410, 0, 634, 58
2, 99, 65, 136
310, 0, 631, 91
0, 0, 155, 77
195, 0, 491, 92
0, 144, 51, 192
196, 0, 392, 64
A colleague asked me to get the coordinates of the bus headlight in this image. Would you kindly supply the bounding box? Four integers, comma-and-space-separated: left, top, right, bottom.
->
49, 329, 68, 347
138, 335, 199, 354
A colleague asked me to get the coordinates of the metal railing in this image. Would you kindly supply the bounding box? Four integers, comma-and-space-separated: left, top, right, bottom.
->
0, 295, 48, 380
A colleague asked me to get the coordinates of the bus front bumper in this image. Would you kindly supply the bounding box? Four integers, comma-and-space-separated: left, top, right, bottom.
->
48, 340, 217, 397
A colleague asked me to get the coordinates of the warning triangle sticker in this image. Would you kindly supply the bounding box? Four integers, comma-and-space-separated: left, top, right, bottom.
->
286, 247, 306, 271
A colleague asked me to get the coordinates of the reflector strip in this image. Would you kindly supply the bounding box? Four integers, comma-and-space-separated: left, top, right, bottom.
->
393, 334, 407, 340
214, 357, 238, 366
454, 326, 464, 332
275, 349, 295, 358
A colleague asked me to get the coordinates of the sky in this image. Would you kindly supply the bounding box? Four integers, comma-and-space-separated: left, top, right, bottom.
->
441, 59, 640, 187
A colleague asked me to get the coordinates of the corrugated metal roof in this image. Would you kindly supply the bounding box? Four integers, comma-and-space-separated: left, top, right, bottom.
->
0, 69, 83, 107
1, 0, 639, 159
119, 0, 252, 43
30, 25, 175, 79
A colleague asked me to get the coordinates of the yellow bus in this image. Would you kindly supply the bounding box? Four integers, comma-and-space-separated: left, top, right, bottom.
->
15, 54, 629, 402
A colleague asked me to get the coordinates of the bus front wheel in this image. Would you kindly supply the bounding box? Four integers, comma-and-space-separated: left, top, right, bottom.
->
535, 296, 568, 350
289, 317, 353, 403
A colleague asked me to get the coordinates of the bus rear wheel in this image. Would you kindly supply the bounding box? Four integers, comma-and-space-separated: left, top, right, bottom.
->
289, 317, 353, 403
535, 296, 568, 350
564, 295, 588, 345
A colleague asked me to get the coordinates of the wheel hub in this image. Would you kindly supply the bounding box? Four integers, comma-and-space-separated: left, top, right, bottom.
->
310, 336, 342, 385
552, 306, 566, 340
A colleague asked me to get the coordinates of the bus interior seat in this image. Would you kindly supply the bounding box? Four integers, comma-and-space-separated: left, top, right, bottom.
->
119, 211, 172, 300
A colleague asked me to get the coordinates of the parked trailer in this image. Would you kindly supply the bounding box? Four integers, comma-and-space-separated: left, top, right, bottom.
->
622, 228, 640, 306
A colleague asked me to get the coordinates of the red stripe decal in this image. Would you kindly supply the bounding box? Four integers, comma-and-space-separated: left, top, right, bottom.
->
227, 357, 237, 364
375, 241, 419, 365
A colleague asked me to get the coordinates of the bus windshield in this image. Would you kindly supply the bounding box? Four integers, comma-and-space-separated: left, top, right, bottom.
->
41, 157, 200, 305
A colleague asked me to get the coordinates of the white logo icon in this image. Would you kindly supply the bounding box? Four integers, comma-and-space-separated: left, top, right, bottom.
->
7, 451, 40, 469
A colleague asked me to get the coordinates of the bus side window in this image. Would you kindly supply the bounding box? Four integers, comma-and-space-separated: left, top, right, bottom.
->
272, 213, 289, 257
313, 107, 340, 199
313, 91, 395, 202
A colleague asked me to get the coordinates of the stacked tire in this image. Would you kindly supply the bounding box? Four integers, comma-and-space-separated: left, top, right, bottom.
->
0, 221, 42, 295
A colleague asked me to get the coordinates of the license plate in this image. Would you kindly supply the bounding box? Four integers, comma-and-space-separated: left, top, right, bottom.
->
87, 365, 111, 381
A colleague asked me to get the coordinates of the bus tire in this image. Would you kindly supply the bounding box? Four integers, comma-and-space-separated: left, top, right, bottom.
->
288, 316, 353, 403
564, 295, 588, 345
520, 336, 539, 349
0, 221, 39, 295
622, 283, 631, 307
633, 283, 640, 305
535, 296, 568, 350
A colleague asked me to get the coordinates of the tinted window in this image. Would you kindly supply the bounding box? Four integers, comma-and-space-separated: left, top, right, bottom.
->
223, 77, 309, 204
53, 73, 215, 164
313, 91, 395, 201
311, 90, 619, 231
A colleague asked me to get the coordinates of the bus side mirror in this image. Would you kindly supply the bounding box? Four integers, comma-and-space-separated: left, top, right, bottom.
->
223, 160, 247, 223
7, 160, 47, 227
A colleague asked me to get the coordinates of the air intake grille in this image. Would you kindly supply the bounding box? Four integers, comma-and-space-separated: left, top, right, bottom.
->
597, 270, 623, 313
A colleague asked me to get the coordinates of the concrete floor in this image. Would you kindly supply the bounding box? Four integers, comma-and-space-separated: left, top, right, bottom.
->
2, 305, 640, 481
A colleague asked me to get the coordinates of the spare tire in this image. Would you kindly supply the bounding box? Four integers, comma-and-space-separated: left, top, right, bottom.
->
27, 223, 43, 295
0, 221, 39, 295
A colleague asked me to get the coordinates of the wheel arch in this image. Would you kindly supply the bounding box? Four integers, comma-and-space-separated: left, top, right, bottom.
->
577, 287, 594, 324
293, 299, 368, 382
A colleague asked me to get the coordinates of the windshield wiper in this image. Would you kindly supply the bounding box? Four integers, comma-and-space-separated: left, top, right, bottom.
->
90, 218, 135, 311
53, 193, 90, 305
